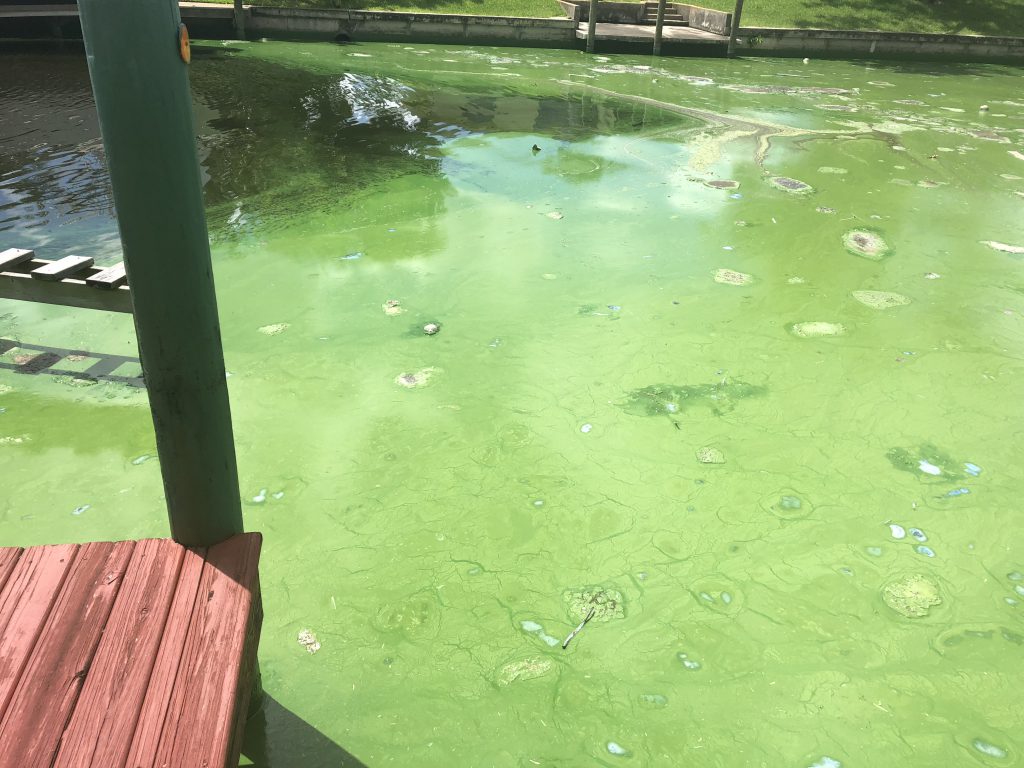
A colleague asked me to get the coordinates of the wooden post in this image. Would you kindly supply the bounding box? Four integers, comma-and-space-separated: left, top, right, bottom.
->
653, 0, 667, 55
233, 0, 246, 39
586, 0, 598, 53
727, 0, 745, 57
77, 0, 244, 547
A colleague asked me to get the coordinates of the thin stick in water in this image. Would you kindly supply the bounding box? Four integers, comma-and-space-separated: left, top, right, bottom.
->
562, 607, 597, 649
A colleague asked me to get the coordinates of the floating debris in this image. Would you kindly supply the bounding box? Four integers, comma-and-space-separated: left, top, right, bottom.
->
705, 179, 740, 189
696, 446, 725, 464
339, 251, 362, 260
807, 759, 841, 768
818, 166, 848, 174
423, 323, 440, 335
946, 487, 970, 497
383, 299, 404, 316
297, 629, 321, 654
252, 488, 267, 504
258, 323, 289, 336
883, 573, 942, 617
714, 268, 752, 286
789, 321, 846, 338
982, 240, 1024, 255
816, 206, 836, 214
769, 176, 813, 193
606, 742, 631, 757
131, 454, 153, 465
843, 229, 890, 260
909, 527, 928, 542
562, 606, 596, 649
521, 620, 543, 632
395, 368, 437, 388
964, 462, 982, 476
916, 545, 936, 557
924, 272, 942, 279
888, 445, 964, 480
580, 423, 593, 433
1010, 150, 1024, 161
498, 658, 552, 685
272, 491, 285, 500
788, 276, 806, 284
889, 523, 907, 539
72, 504, 91, 516
917, 180, 945, 188
546, 211, 564, 220
852, 290, 911, 310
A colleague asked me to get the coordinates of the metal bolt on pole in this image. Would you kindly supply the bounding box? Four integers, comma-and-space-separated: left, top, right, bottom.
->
78, 0, 244, 546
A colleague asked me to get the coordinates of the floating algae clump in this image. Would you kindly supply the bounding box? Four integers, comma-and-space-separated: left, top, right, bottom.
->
886, 444, 964, 481
258, 322, 290, 335
770, 176, 813, 193
696, 446, 725, 464
620, 380, 767, 418
498, 658, 553, 685
563, 586, 625, 622
394, 367, 437, 388
982, 240, 1024, 255
714, 268, 753, 286
852, 290, 911, 310
883, 574, 942, 618
789, 322, 845, 338
844, 229, 890, 260
705, 179, 740, 189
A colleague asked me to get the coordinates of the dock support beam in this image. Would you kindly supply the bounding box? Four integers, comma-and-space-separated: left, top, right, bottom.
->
233, 0, 246, 39
78, 0, 244, 547
586, 0, 598, 53
727, 0, 744, 57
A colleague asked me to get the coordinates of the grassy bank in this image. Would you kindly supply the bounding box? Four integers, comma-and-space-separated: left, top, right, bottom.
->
208, 0, 1024, 36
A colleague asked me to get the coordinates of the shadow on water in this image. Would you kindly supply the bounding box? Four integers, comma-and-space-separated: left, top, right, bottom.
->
242, 695, 369, 768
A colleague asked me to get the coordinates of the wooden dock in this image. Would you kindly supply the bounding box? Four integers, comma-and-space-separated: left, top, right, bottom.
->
0, 533, 262, 767
577, 20, 728, 46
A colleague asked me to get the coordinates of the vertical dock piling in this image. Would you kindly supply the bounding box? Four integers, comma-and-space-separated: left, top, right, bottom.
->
586, 0, 598, 53
78, 0, 243, 547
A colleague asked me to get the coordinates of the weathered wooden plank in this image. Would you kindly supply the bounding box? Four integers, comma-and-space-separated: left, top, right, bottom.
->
0, 270, 134, 312
30, 255, 95, 281
0, 548, 23, 599
53, 539, 185, 768
152, 533, 262, 768
0, 540, 134, 766
124, 545, 207, 768
0, 248, 33, 270
0, 543, 78, 725
85, 262, 127, 289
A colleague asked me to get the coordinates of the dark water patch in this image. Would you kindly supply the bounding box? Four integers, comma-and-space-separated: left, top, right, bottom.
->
886, 444, 966, 481
620, 380, 767, 418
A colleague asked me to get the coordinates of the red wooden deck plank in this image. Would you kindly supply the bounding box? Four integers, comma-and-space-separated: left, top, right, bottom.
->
0, 542, 78, 724
0, 540, 135, 765
53, 539, 186, 768
124, 544, 208, 768
153, 533, 262, 768
0, 547, 23, 595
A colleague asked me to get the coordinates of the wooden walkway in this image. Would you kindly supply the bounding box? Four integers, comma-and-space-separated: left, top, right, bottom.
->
0, 533, 262, 768
577, 21, 728, 46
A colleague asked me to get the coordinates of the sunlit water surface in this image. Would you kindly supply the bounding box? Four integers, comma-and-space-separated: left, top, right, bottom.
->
2, 40, 1024, 767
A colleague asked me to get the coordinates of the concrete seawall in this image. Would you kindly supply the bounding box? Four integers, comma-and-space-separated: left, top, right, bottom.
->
736, 26, 1024, 61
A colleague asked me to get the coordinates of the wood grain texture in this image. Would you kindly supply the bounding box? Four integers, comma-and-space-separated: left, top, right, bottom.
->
85, 262, 127, 289
124, 545, 207, 768
30, 254, 95, 281
0, 548, 23, 596
0, 248, 34, 270
153, 533, 262, 768
0, 543, 78, 724
53, 539, 184, 768
0, 540, 134, 765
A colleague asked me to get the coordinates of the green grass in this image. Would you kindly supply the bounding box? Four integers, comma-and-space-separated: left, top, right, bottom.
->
210, 0, 1024, 35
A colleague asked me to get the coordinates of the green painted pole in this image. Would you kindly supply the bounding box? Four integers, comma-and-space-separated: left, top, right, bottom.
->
727, 0, 745, 57
78, 0, 244, 547
586, 0, 598, 53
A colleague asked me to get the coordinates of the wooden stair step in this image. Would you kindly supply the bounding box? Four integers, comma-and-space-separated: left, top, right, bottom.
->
30, 255, 94, 281
0, 249, 34, 271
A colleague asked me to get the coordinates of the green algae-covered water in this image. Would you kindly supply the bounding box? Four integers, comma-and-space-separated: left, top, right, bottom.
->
2, 41, 1024, 767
